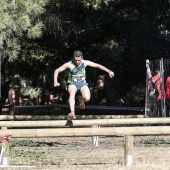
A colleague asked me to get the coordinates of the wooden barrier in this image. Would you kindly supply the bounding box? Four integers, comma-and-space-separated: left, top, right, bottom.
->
1, 126, 170, 166
0, 126, 170, 137
1, 118, 170, 166
0, 117, 169, 128
0, 114, 147, 120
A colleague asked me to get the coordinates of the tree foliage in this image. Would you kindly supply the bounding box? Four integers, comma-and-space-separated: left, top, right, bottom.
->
1, 0, 170, 106
0, 0, 49, 62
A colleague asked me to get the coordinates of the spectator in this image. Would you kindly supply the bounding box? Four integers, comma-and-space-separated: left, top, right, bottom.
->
148, 70, 161, 117
165, 76, 170, 116
0, 80, 14, 114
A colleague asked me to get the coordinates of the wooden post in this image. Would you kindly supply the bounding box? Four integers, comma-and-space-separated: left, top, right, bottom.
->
0, 127, 10, 166
1, 141, 10, 166
124, 135, 133, 166
92, 125, 99, 146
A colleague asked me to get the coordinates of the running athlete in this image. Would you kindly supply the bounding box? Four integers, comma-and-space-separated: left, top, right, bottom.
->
54, 50, 114, 119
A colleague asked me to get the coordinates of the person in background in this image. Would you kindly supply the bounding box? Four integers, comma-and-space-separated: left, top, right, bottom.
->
165, 76, 170, 116
0, 80, 14, 114
54, 50, 114, 119
148, 70, 161, 117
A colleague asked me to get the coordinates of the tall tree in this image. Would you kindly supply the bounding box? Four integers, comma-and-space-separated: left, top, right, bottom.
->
0, 0, 49, 81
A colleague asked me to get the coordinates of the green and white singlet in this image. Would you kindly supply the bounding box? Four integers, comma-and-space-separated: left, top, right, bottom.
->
67, 60, 86, 83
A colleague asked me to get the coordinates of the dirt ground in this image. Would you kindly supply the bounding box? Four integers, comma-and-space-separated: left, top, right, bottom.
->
8, 135, 170, 170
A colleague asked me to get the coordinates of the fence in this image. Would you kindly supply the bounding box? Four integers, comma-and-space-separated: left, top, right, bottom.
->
0, 118, 170, 167
0, 117, 170, 127
0, 114, 147, 121
145, 58, 170, 117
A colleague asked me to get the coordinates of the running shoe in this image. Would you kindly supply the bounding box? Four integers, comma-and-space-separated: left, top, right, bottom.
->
78, 96, 85, 109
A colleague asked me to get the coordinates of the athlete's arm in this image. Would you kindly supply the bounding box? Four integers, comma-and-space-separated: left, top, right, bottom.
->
84, 60, 114, 78
54, 62, 71, 87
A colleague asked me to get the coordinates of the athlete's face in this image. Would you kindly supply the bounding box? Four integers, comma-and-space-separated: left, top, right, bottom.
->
73, 56, 82, 66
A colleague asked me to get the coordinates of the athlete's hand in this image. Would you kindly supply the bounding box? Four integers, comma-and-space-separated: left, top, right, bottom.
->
109, 71, 114, 78
54, 82, 60, 87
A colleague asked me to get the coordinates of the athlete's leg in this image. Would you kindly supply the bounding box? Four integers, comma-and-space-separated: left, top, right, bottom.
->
79, 85, 91, 103
68, 84, 77, 117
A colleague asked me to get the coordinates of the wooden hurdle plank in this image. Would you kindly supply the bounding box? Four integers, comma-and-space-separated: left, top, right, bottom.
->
0, 114, 147, 120
0, 126, 170, 137
1, 126, 170, 167
0, 118, 169, 128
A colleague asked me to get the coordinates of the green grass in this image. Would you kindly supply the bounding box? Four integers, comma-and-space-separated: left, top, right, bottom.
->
136, 137, 170, 147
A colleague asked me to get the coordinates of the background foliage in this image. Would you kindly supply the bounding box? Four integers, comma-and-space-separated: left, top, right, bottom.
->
1, 0, 170, 106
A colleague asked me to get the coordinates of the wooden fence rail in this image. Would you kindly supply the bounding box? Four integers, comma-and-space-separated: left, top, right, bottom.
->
0, 117, 169, 128
0, 119, 170, 167
0, 126, 170, 137
0, 114, 147, 120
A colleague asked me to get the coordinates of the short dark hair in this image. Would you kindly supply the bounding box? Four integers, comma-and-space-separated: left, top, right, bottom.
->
73, 50, 83, 57
154, 70, 160, 75
4, 80, 12, 86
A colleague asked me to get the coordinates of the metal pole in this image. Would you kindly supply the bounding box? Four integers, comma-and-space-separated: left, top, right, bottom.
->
92, 125, 99, 146
160, 58, 166, 117
145, 60, 151, 116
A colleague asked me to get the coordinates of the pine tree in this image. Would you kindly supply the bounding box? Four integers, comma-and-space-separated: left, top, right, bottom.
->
0, 0, 49, 62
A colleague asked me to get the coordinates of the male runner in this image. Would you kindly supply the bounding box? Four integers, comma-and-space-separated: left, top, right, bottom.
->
54, 50, 114, 119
